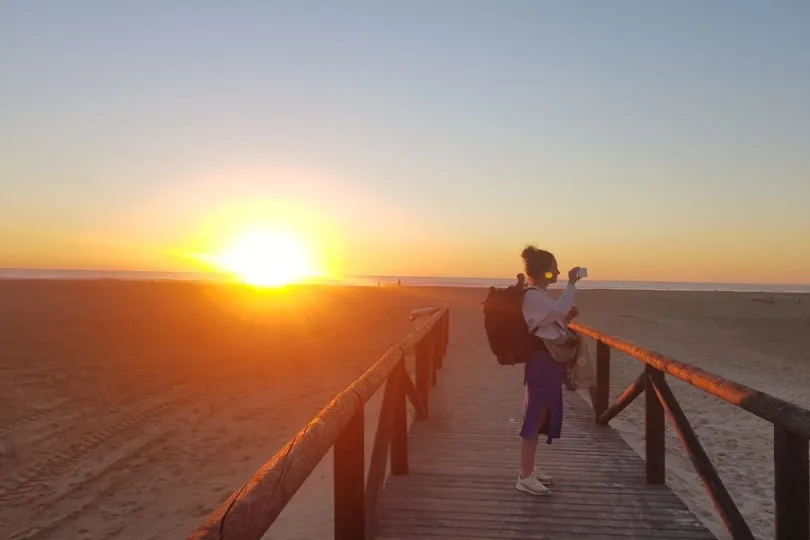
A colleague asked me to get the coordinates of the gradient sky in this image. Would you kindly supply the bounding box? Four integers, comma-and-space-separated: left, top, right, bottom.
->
2, 1, 809, 283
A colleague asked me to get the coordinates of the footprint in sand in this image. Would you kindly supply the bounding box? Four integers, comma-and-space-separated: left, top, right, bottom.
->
722, 439, 738, 450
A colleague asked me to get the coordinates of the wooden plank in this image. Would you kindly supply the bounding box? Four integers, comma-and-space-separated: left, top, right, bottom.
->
380, 513, 711, 533
381, 486, 691, 505
381, 498, 698, 518
376, 336, 716, 540
405, 452, 651, 466
408, 453, 643, 467
377, 536, 708, 540
382, 496, 705, 515
376, 523, 714, 540
378, 536, 706, 540
402, 474, 652, 492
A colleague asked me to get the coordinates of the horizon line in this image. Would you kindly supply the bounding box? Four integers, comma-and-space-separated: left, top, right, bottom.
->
0, 267, 808, 288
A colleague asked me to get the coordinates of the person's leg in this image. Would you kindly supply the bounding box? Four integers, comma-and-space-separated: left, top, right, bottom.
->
516, 369, 551, 495
531, 408, 555, 484
520, 407, 546, 478
516, 432, 551, 494
532, 362, 565, 484
520, 352, 562, 487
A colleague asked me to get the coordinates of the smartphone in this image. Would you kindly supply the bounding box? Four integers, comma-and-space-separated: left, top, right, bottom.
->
578, 267, 588, 279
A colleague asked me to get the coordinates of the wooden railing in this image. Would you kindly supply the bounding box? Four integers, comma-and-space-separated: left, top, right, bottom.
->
571, 323, 810, 540
187, 308, 450, 540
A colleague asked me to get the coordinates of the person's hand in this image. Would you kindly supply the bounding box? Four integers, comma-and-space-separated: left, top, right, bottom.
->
568, 267, 581, 284
566, 305, 580, 321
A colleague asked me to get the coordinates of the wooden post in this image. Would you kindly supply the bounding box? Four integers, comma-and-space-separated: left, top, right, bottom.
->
365, 371, 401, 530
434, 325, 443, 370
415, 339, 430, 412
442, 312, 449, 354
403, 370, 428, 420
391, 362, 409, 475
652, 375, 754, 540
645, 366, 666, 485
431, 333, 438, 386
595, 340, 610, 421
774, 425, 809, 540
334, 406, 365, 540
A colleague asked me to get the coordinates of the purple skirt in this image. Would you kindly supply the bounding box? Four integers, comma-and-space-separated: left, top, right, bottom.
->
519, 349, 564, 444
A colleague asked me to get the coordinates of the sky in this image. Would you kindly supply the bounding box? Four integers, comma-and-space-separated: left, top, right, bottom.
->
1, 1, 809, 284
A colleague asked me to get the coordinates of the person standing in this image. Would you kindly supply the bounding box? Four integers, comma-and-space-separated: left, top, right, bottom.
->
515, 246, 582, 496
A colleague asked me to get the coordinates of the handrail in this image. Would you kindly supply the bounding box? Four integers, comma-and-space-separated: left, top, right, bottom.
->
187, 307, 450, 540
573, 324, 810, 438
570, 322, 809, 540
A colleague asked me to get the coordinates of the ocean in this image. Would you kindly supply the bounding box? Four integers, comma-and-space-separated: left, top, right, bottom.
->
1, 268, 808, 294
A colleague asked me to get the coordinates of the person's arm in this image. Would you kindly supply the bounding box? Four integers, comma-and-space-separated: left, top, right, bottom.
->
522, 284, 577, 331
563, 305, 580, 325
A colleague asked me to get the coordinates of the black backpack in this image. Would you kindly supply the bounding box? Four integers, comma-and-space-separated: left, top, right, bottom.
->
482, 283, 537, 365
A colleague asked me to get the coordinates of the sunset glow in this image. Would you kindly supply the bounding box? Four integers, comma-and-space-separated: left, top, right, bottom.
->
2, 4, 809, 286
210, 229, 318, 287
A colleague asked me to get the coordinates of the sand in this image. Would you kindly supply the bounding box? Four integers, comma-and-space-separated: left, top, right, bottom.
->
0, 282, 808, 540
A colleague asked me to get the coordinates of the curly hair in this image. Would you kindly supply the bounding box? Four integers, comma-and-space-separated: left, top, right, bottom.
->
520, 245, 555, 281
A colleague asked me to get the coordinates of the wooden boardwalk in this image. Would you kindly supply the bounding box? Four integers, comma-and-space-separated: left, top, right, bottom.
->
189, 306, 808, 540
376, 337, 716, 540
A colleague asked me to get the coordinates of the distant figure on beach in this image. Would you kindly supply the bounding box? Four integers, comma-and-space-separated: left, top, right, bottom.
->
515, 246, 582, 496
516, 273, 525, 289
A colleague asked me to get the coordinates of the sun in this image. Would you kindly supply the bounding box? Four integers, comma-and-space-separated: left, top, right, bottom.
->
212, 229, 317, 287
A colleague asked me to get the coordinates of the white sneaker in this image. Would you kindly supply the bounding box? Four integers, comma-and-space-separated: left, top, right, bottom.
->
533, 468, 553, 485
516, 474, 552, 496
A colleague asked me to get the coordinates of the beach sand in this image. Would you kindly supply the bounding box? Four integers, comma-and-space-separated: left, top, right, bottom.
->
0, 282, 807, 540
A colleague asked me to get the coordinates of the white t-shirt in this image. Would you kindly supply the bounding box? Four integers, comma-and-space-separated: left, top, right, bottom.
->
522, 284, 577, 339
